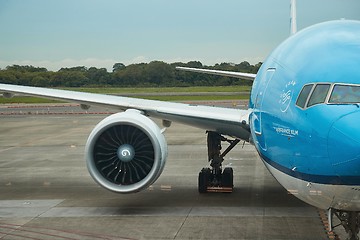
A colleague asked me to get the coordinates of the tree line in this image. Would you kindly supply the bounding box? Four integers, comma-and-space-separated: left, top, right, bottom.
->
0, 61, 261, 88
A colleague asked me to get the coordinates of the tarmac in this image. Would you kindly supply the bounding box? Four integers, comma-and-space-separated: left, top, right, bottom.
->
0, 103, 340, 239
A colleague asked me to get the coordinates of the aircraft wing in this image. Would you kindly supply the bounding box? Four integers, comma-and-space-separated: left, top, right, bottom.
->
0, 83, 251, 141
176, 67, 256, 81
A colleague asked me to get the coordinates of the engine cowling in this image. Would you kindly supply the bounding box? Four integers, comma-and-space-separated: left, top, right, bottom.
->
85, 110, 168, 193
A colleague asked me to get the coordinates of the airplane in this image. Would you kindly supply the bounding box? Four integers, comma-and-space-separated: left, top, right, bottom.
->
1, 0, 360, 238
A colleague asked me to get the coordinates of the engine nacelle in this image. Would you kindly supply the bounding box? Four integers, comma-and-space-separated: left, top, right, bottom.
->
85, 110, 168, 193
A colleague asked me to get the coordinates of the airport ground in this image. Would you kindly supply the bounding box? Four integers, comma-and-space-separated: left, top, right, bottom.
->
0, 103, 347, 239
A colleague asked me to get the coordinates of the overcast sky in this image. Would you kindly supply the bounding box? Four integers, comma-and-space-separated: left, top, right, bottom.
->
0, 0, 359, 71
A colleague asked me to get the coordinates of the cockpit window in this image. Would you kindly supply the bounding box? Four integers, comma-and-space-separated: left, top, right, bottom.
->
329, 84, 360, 104
296, 84, 313, 108
307, 84, 331, 107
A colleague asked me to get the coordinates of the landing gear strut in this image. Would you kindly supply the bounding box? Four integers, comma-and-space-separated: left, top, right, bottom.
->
198, 131, 240, 193
329, 208, 360, 240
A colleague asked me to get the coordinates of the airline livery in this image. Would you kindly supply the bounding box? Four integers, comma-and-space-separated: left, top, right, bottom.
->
1, 1, 360, 238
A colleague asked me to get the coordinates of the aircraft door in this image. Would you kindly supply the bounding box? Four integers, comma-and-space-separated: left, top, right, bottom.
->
252, 68, 275, 150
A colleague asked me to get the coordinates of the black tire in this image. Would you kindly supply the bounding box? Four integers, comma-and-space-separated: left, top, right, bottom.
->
198, 168, 211, 193
222, 167, 233, 188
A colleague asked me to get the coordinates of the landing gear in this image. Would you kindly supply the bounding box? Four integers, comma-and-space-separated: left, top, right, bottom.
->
329, 208, 360, 240
198, 131, 240, 193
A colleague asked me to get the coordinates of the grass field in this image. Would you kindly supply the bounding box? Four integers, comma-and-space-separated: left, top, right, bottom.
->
0, 86, 251, 104
62, 86, 251, 94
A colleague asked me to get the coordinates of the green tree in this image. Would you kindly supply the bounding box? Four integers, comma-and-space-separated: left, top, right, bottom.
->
32, 75, 48, 87
6, 65, 47, 73
86, 67, 110, 86
51, 70, 88, 87
0, 71, 17, 84
0, 61, 260, 87
112, 63, 126, 72
112, 63, 147, 86
145, 61, 174, 86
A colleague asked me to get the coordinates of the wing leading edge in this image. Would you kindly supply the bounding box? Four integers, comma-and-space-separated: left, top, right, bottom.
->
0, 83, 251, 141
176, 66, 256, 81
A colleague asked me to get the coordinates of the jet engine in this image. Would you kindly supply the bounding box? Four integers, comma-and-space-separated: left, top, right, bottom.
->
85, 109, 168, 193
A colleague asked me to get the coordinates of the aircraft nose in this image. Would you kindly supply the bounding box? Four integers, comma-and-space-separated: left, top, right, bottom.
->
328, 111, 360, 176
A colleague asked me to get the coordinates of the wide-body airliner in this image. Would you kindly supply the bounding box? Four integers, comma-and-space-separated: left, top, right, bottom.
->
1, 1, 359, 238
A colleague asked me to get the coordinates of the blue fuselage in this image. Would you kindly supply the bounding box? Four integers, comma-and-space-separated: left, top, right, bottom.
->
249, 20, 360, 210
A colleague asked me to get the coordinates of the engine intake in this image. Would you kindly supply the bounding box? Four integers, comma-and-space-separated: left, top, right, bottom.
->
85, 110, 167, 193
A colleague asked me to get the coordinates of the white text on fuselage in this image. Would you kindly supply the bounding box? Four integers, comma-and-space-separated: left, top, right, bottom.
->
273, 127, 299, 138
